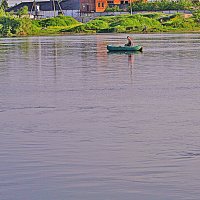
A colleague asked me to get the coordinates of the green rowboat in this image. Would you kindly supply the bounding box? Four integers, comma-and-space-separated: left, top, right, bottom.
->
107, 45, 143, 52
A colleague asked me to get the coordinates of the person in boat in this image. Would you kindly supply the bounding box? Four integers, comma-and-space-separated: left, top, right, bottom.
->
125, 36, 133, 46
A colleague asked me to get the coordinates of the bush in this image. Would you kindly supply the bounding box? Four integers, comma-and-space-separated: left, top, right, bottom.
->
84, 19, 109, 30
19, 18, 36, 35
0, 8, 6, 17
0, 16, 38, 36
193, 10, 200, 23
68, 13, 200, 33
0, 17, 21, 36
163, 14, 196, 29
69, 14, 163, 33
17, 6, 29, 18
0, 15, 80, 37
36, 16, 79, 27
64, 24, 95, 33
0, 0, 8, 11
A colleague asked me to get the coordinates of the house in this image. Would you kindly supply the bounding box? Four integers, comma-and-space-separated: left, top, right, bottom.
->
80, 0, 132, 13
6, 0, 80, 18
80, 0, 97, 13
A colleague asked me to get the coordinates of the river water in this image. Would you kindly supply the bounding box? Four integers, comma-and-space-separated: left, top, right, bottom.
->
0, 34, 200, 200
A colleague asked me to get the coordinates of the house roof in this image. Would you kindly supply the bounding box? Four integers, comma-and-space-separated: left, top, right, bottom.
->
7, 0, 80, 12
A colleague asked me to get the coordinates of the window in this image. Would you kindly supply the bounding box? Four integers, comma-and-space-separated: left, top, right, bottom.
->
102, 2, 104, 7
125, 1, 128, 3
98, 2, 101, 7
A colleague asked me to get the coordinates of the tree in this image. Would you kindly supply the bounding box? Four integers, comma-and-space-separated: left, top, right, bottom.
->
17, 6, 29, 18
193, 10, 200, 23
0, 0, 9, 11
0, 8, 5, 16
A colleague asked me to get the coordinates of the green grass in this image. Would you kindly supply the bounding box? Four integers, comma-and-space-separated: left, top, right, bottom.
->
0, 15, 80, 37
64, 13, 200, 34
1, 13, 199, 37
33, 16, 80, 28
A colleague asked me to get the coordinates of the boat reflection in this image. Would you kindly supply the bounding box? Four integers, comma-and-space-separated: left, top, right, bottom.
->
128, 53, 134, 76
107, 51, 142, 70
107, 51, 143, 82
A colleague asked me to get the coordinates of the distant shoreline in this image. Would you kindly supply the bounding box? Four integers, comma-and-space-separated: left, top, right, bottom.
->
0, 13, 200, 37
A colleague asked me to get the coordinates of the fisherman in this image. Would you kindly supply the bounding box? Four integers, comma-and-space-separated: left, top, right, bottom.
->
125, 36, 133, 46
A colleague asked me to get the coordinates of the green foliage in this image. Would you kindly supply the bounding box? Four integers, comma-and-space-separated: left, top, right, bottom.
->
67, 13, 199, 33
142, 13, 163, 19
0, 0, 8, 11
17, 6, 29, 18
161, 13, 197, 30
0, 12, 199, 37
84, 19, 109, 30
130, 0, 193, 12
0, 15, 80, 37
19, 18, 36, 35
68, 14, 163, 33
0, 8, 6, 17
105, 5, 122, 12
0, 15, 38, 36
63, 24, 95, 33
193, 9, 200, 22
0, 16, 21, 36
36, 16, 79, 27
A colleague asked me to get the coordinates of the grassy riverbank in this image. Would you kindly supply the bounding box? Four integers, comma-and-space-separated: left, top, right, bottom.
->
64, 12, 200, 34
0, 11, 200, 37
0, 14, 80, 37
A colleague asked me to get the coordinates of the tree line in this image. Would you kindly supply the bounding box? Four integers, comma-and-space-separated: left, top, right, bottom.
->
106, 0, 199, 12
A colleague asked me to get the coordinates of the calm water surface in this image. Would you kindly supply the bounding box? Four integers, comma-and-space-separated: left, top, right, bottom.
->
0, 34, 200, 200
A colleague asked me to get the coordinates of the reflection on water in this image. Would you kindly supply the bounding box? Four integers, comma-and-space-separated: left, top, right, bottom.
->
107, 51, 141, 82
0, 34, 200, 200
128, 53, 134, 76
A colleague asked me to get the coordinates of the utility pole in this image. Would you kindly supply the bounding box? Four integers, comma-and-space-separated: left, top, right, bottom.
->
130, 0, 132, 15
52, 0, 56, 17
57, 0, 64, 15
30, 0, 36, 19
